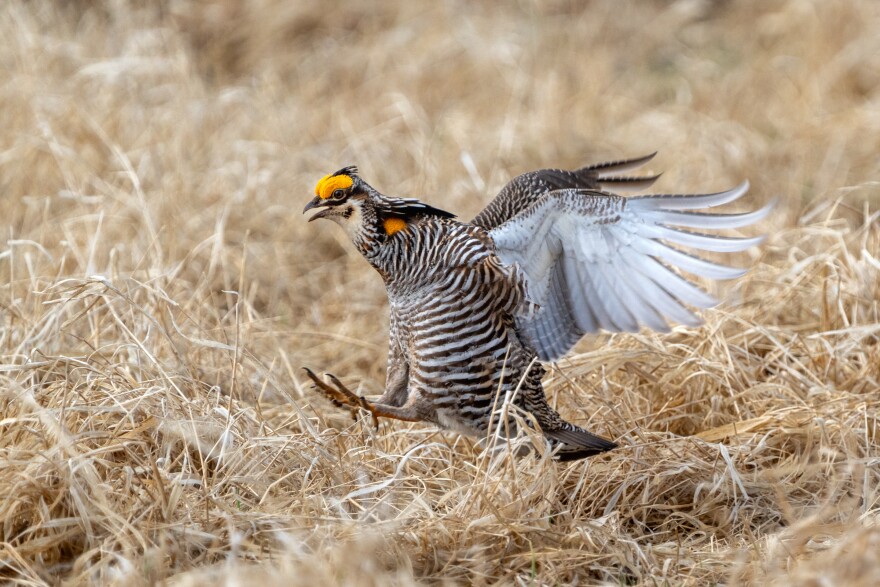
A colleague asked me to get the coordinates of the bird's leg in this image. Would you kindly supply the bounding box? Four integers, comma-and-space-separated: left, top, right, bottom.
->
303, 368, 422, 428
303, 367, 360, 420
322, 372, 379, 428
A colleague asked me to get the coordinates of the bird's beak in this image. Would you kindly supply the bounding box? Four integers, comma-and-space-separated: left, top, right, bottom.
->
303, 197, 330, 221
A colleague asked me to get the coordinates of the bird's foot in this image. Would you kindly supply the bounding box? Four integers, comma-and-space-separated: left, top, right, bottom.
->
302, 367, 380, 428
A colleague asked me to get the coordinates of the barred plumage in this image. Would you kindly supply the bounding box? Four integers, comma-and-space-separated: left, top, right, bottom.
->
303, 154, 772, 460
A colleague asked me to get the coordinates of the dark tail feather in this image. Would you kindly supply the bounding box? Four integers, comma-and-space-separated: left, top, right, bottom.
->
544, 426, 618, 461
574, 153, 660, 193
579, 152, 657, 175
597, 173, 662, 192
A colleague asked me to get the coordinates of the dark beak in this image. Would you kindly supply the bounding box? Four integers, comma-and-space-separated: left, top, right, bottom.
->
303, 197, 330, 221
303, 197, 324, 214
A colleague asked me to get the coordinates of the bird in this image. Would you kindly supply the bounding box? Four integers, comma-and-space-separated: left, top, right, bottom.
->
301, 154, 772, 460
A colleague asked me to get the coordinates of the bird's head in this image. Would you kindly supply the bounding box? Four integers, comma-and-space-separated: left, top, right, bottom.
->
304, 166, 456, 246
302, 165, 368, 232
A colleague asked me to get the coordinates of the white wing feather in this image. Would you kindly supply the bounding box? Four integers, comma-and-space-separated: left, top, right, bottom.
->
489, 181, 772, 361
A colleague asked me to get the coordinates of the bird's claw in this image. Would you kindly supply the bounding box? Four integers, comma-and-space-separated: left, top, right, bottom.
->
302, 367, 380, 429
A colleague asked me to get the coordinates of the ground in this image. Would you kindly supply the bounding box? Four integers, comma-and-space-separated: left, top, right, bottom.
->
1, 1, 878, 585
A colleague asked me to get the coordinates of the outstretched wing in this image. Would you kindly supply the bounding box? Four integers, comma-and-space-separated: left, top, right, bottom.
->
488, 182, 773, 361
472, 153, 661, 230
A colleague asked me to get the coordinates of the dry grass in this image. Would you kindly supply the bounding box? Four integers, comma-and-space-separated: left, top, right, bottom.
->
1, 0, 879, 584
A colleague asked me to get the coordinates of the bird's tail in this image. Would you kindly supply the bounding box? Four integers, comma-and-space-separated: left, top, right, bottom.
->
543, 425, 618, 461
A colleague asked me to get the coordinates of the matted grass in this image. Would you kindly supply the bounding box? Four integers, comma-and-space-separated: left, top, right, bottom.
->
1, 1, 878, 584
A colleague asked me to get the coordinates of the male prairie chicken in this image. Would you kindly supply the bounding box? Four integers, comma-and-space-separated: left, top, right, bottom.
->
302, 154, 771, 460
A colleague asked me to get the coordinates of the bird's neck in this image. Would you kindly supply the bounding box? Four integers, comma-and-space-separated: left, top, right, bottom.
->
359, 226, 403, 283
342, 204, 385, 262
358, 218, 432, 291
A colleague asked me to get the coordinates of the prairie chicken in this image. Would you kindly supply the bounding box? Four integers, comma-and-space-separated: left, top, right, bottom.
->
302, 154, 771, 460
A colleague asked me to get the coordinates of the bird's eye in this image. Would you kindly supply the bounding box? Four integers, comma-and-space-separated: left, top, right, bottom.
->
332, 189, 345, 199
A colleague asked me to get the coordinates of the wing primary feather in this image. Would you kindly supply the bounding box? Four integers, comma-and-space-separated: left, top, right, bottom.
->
634, 240, 747, 280
643, 201, 775, 229
577, 244, 639, 332
617, 249, 703, 326
612, 258, 671, 331
562, 254, 605, 332
586, 229, 647, 332
644, 225, 766, 253
571, 251, 621, 331
633, 257, 720, 308
630, 181, 750, 211
594, 267, 641, 332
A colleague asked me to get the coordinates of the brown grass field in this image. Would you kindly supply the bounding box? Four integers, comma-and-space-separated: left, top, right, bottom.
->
2, 0, 879, 584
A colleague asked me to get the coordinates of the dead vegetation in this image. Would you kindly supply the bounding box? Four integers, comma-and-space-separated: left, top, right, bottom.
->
1, 0, 878, 584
